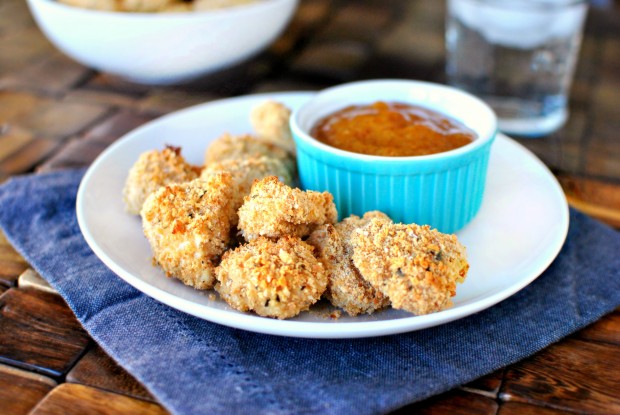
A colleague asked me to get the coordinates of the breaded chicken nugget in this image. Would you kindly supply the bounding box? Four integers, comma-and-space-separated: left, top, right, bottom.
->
237, 176, 337, 240
160, 1, 192, 12
120, 0, 175, 11
193, 0, 257, 11
201, 156, 294, 226
351, 218, 469, 315
141, 173, 234, 290
123, 146, 200, 215
215, 236, 327, 319
250, 100, 296, 154
59, 0, 118, 10
307, 212, 391, 316
204, 133, 293, 169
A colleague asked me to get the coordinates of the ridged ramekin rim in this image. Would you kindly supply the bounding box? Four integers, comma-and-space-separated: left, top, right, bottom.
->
290, 79, 498, 164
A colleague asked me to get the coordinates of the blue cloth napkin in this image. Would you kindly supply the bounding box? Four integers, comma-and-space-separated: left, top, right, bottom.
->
0, 168, 619, 415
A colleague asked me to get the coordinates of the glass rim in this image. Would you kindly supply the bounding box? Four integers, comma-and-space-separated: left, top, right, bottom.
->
452, 0, 588, 10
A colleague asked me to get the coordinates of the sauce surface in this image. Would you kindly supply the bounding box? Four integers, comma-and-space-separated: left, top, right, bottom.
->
311, 101, 476, 157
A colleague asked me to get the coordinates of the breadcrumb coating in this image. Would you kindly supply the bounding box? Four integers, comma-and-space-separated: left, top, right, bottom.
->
307, 211, 391, 316
204, 133, 293, 170
121, 0, 175, 11
131, 99, 473, 321
351, 218, 469, 315
215, 236, 327, 319
250, 100, 296, 154
61, 0, 255, 12
237, 176, 338, 241
123, 146, 200, 215
201, 156, 294, 226
141, 173, 234, 290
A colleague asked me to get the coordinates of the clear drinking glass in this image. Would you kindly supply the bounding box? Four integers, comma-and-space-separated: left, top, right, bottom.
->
445, 0, 588, 137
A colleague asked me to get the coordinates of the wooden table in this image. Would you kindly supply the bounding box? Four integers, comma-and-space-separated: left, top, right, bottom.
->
1, 0, 619, 414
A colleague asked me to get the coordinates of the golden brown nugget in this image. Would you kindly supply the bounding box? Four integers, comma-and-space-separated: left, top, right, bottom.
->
59, 0, 118, 10
141, 173, 234, 290
204, 133, 293, 170
351, 218, 469, 315
201, 156, 294, 226
307, 213, 391, 316
120, 0, 176, 11
215, 236, 327, 319
193, 0, 257, 11
237, 176, 338, 240
123, 146, 200, 215
160, 2, 192, 12
250, 100, 296, 154
64, 0, 176, 11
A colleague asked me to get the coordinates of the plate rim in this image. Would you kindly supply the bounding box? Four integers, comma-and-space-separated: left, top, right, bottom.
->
76, 91, 570, 339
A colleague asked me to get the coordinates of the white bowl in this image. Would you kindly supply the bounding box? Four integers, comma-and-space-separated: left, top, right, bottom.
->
26, 0, 298, 84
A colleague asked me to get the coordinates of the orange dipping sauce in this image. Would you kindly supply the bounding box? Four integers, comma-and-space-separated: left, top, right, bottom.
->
311, 101, 476, 157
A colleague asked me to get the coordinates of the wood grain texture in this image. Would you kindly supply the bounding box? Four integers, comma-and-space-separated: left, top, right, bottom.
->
461, 369, 504, 398
0, 288, 90, 378
0, 363, 56, 415
67, 345, 155, 402
501, 338, 620, 414
0, 138, 60, 175
573, 309, 620, 346
0, 50, 90, 95
0, 230, 29, 287
394, 389, 498, 415
498, 401, 578, 415
30, 383, 169, 415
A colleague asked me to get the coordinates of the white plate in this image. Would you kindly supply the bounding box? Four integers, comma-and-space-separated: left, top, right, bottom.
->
76, 92, 570, 339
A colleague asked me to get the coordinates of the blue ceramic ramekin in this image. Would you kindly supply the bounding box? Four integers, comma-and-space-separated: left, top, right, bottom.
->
290, 79, 497, 234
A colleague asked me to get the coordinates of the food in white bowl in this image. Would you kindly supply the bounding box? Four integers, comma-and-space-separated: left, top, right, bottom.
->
26, 0, 298, 84
58, 0, 259, 13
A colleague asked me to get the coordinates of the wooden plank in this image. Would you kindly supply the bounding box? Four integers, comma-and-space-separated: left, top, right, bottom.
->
14, 100, 109, 139
500, 338, 620, 414
559, 175, 620, 228
0, 231, 28, 287
0, 26, 53, 77
37, 139, 108, 172
573, 310, 620, 346
393, 389, 498, 415
30, 383, 169, 415
80, 110, 156, 147
138, 89, 216, 115
460, 369, 504, 398
0, 124, 34, 162
63, 89, 141, 109
320, 3, 394, 43
0, 138, 60, 175
0, 363, 56, 415
0, 0, 37, 36
0, 259, 28, 287
498, 401, 577, 415
0, 288, 90, 378
0, 91, 44, 122
268, 0, 332, 55
67, 345, 155, 402
291, 41, 371, 81
1, 51, 92, 95
1, 74, 107, 143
